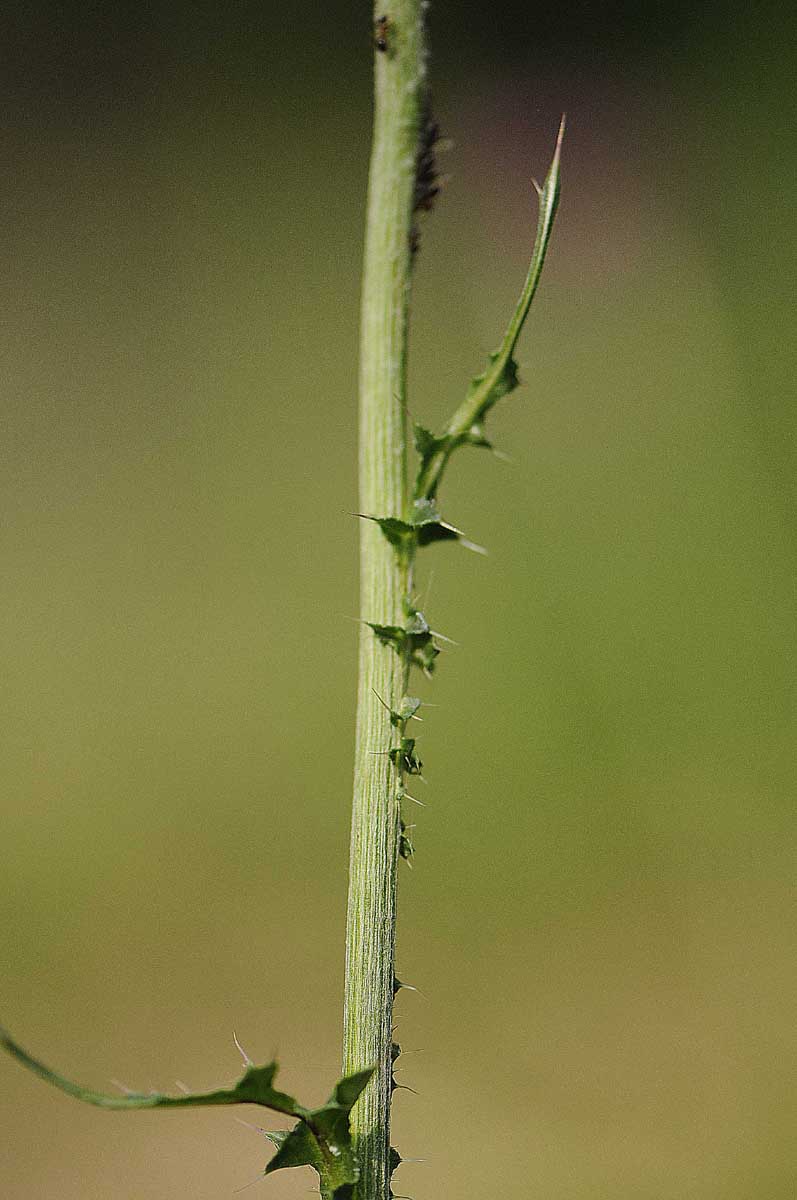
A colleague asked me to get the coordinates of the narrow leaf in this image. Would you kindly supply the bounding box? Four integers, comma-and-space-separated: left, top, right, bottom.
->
415, 117, 564, 500
0, 1027, 372, 1200
0, 1027, 298, 1115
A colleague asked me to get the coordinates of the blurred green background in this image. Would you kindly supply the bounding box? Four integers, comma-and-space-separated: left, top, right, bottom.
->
2, 2, 795, 1196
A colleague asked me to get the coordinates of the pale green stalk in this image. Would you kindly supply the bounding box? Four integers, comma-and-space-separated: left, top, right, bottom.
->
343, 4, 428, 1199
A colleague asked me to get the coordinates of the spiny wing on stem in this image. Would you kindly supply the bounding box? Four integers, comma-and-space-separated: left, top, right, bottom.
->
359, 497, 484, 555
263, 1069, 375, 1196
366, 603, 444, 676
0, 1026, 372, 1197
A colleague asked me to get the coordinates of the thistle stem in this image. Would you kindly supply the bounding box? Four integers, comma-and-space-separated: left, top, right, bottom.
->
343, 4, 428, 1198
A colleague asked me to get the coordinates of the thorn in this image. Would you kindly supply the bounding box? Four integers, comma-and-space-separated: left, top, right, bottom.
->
235, 1116, 268, 1136
545, 114, 566, 188
233, 1032, 253, 1068
402, 794, 426, 807
372, 688, 393, 714
430, 629, 459, 645
174, 1080, 191, 1094
233, 1172, 266, 1193
109, 1078, 135, 1095
459, 537, 488, 555
392, 1082, 419, 1095
420, 569, 436, 610
531, 176, 542, 196
393, 978, 420, 994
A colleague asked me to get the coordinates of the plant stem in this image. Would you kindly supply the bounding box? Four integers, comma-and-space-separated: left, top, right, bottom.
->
414, 115, 564, 502
343, 4, 427, 1198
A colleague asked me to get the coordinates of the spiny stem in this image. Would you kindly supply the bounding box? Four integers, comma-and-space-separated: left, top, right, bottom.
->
343, 4, 428, 1199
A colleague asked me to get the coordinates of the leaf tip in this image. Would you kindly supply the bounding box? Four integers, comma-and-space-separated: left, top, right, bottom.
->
543, 113, 565, 196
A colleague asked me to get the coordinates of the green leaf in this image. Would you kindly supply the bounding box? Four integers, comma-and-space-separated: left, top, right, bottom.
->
265, 1122, 320, 1172
413, 422, 446, 463
361, 499, 483, 556
414, 117, 564, 501
418, 523, 455, 545
399, 828, 415, 861
0, 1027, 372, 1200
264, 1129, 291, 1149
0, 1026, 299, 1115
389, 737, 423, 775
404, 606, 442, 676
366, 622, 407, 653
411, 638, 440, 675
265, 1068, 373, 1198
367, 610, 442, 677
411, 487, 487, 554
404, 609, 429, 636
397, 696, 422, 721
410, 497, 442, 527
411, 497, 465, 547
359, 513, 415, 551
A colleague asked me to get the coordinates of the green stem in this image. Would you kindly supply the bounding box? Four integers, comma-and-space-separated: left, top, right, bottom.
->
414, 115, 564, 502
343, 4, 427, 1199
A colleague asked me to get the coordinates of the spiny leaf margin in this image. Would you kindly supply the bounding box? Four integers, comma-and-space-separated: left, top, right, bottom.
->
366, 603, 442, 677
359, 497, 484, 555
0, 1026, 372, 1199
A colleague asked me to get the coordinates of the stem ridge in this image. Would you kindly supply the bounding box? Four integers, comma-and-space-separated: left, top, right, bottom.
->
344, 5, 430, 1199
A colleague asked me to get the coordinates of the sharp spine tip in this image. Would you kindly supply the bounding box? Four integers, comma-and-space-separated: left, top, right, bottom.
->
233, 1032, 253, 1067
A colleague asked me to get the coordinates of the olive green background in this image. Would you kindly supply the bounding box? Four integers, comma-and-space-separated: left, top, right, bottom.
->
1, 2, 795, 1197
